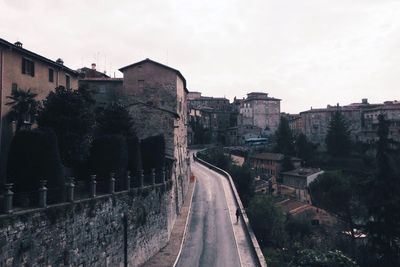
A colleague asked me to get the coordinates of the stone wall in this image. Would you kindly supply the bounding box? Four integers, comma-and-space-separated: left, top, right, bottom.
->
0, 181, 183, 267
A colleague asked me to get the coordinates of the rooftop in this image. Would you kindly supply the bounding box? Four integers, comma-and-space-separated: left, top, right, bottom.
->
0, 38, 78, 76
281, 168, 323, 177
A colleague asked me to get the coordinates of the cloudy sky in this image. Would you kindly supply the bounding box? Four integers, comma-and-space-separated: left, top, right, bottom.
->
1, 0, 399, 113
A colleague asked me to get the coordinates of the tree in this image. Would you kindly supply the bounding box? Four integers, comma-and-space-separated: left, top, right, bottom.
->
247, 195, 287, 248
296, 133, 314, 164
325, 111, 352, 157
275, 117, 295, 156
7, 129, 64, 204
95, 103, 134, 137
230, 164, 255, 206
289, 249, 358, 267
366, 114, 400, 266
89, 135, 128, 190
37, 86, 95, 168
6, 87, 38, 131
309, 171, 366, 247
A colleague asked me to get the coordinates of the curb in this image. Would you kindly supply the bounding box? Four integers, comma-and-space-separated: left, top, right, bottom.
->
172, 173, 196, 267
195, 155, 268, 267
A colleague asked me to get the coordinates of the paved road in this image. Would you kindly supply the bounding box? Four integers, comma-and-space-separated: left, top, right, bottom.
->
176, 161, 241, 267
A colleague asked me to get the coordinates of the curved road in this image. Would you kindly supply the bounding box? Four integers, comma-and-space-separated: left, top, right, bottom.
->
176, 160, 241, 267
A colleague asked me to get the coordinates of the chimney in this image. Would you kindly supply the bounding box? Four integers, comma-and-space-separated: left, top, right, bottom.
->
91, 63, 96, 70
56, 58, 64, 65
14, 41, 23, 47
362, 98, 368, 104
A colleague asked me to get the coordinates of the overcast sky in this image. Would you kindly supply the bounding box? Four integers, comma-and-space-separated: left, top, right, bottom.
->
1, 0, 399, 113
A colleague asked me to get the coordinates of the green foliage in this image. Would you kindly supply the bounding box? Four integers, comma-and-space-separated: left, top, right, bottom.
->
6, 129, 64, 202
197, 147, 232, 171
325, 111, 352, 157
127, 135, 142, 174
282, 154, 295, 172
275, 117, 295, 156
141, 135, 165, 176
365, 114, 400, 266
309, 171, 366, 234
296, 133, 315, 164
89, 135, 128, 189
95, 103, 134, 137
37, 86, 95, 168
285, 213, 312, 241
6, 87, 38, 131
247, 195, 287, 247
230, 164, 254, 206
289, 249, 358, 267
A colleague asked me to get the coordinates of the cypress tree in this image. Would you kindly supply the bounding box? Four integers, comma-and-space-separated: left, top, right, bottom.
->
325, 111, 352, 157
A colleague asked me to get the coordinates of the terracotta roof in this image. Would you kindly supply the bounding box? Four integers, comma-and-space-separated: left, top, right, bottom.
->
250, 153, 284, 161
0, 38, 78, 76
281, 168, 323, 177
119, 58, 188, 93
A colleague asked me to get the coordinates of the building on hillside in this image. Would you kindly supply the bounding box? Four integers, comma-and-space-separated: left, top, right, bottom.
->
226, 124, 262, 146
77, 63, 109, 79
238, 92, 281, 136
300, 99, 380, 149
188, 92, 235, 144
78, 77, 123, 106
248, 152, 301, 180
0, 38, 79, 182
119, 58, 190, 210
276, 199, 337, 226
361, 100, 400, 143
282, 113, 303, 136
281, 168, 324, 202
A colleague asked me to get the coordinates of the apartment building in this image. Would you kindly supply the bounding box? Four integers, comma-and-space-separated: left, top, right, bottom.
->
0, 38, 78, 182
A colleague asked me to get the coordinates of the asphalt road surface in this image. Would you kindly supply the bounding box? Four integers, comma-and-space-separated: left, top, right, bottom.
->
176, 160, 241, 267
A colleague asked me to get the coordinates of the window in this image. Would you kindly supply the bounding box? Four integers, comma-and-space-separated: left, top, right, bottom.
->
22, 58, 34, 76
48, 68, 54, 83
138, 80, 144, 89
12, 83, 18, 91
65, 75, 70, 89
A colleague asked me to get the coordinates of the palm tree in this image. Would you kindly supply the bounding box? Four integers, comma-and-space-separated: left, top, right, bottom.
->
6, 88, 38, 132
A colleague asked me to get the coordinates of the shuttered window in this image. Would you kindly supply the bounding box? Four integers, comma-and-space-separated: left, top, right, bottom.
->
21, 58, 35, 77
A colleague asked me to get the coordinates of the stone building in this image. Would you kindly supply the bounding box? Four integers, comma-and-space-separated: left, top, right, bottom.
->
78, 77, 123, 106
361, 100, 400, 143
188, 92, 234, 144
0, 38, 78, 182
248, 152, 301, 180
281, 168, 324, 202
300, 99, 380, 148
119, 58, 190, 216
238, 92, 281, 136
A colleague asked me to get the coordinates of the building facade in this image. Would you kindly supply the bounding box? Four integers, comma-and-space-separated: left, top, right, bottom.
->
238, 92, 281, 136
119, 58, 190, 213
0, 38, 78, 182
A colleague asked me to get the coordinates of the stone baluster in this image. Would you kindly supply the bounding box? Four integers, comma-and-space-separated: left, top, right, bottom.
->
66, 177, 75, 203
38, 180, 48, 208
90, 175, 97, 198
138, 169, 144, 189
151, 169, 156, 186
109, 172, 116, 194
162, 167, 166, 184
126, 171, 131, 191
4, 183, 14, 214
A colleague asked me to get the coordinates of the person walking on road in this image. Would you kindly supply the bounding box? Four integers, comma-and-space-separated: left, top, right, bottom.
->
235, 207, 241, 223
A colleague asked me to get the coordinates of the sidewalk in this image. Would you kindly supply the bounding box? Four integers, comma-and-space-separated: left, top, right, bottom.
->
141, 177, 196, 267
219, 171, 260, 267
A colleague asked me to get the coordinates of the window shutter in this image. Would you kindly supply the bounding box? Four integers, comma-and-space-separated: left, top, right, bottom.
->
31, 62, 35, 77
22, 58, 26, 74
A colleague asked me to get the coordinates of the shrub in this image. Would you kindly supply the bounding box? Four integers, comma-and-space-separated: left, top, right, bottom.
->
6, 129, 64, 204
127, 135, 142, 175
141, 135, 165, 183
89, 135, 128, 191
